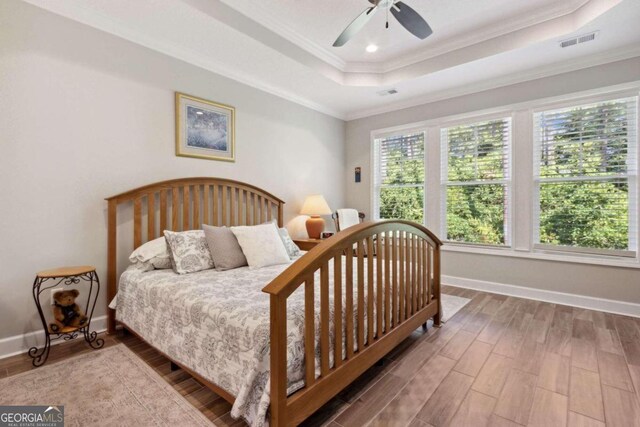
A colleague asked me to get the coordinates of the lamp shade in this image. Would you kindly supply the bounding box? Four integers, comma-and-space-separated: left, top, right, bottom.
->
300, 195, 332, 216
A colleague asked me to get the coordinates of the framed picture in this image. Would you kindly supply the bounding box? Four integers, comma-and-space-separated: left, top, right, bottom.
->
175, 92, 235, 162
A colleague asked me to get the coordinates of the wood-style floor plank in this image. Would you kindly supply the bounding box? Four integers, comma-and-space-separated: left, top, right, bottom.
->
538, 352, 571, 395
571, 338, 598, 372
601, 384, 640, 427
415, 371, 474, 426
493, 369, 537, 424
472, 353, 514, 398
569, 366, 604, 421
567, 412, 605, 427
597, 350, 634, 392
369, 355, 455, 427
527, 387, 568, 427
454, 340, 493, 377
447, 390, 496, 427
439, 330, 476, 361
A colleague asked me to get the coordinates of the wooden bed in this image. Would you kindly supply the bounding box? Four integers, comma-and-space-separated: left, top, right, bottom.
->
106, 177, 442, 427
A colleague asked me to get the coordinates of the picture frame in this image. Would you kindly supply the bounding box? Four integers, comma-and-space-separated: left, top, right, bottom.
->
175, 92, 235, 162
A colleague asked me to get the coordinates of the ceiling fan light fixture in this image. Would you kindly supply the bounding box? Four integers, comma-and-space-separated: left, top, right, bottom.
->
366, 44, 379, 53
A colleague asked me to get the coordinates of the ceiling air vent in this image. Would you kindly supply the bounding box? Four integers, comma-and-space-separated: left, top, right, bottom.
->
559, 31, 599, 48
377, 88, 398, 97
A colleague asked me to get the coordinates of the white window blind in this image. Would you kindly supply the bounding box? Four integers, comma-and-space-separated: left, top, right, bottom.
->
373, 132, 425, 223
533, 97, 638, 256
441, 118, 511, 245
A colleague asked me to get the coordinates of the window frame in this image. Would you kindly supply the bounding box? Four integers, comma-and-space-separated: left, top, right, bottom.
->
368, 85, 640, 268
439, 114, 514, 247
531, 94, 638, 258
371, 127, 427, 223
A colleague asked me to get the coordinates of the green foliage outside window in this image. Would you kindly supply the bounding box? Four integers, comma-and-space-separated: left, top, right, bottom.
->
378, 133, 424, 223
537, 101, 631, 250
445, 120, 509, 245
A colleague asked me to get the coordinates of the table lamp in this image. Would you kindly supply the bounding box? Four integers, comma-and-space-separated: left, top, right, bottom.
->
300, 195, 332, 239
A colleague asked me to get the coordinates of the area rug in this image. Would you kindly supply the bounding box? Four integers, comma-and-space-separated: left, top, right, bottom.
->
0, 344, 212, 426
441, 293, 471, 323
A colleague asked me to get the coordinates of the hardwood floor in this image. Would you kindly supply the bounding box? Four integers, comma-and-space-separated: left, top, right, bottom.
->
2, 286, 640, 426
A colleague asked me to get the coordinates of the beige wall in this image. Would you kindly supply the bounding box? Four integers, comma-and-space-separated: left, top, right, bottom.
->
0, 1, 345, 341
346, 57, 640, 305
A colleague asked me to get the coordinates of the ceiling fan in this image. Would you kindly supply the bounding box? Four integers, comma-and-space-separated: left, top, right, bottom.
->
333, 0, 433, 47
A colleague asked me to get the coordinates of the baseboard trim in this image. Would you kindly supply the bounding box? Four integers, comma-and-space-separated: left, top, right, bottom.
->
443, 275, 640, 318
0, 315, 107, 361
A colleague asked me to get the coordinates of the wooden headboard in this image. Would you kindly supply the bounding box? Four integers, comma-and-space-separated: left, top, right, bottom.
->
105, 177, 285, 333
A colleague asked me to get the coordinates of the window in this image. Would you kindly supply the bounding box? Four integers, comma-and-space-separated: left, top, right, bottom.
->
373, 131, 425, 222
441, 118, 511, 245
533, 97, 638, 256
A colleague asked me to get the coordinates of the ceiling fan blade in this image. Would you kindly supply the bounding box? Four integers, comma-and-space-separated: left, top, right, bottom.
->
391, 1, 433, 40
333, 6, 378, 47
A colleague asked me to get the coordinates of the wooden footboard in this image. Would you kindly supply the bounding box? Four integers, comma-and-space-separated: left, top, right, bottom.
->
263, 220, 442, 427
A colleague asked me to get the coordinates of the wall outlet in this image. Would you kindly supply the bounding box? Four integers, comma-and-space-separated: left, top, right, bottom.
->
50, 288, 64, 305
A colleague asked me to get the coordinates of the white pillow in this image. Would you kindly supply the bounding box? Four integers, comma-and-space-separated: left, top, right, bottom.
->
231, 223, 291, 269
128, 237, 172, 270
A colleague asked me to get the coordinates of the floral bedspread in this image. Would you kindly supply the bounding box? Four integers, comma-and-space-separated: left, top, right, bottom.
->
116, 255, 371, 426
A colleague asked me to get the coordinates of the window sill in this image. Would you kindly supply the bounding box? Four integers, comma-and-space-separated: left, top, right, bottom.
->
441, 244, 640, 269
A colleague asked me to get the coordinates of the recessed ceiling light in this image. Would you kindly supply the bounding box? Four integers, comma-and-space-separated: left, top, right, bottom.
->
366, 44, 378, 53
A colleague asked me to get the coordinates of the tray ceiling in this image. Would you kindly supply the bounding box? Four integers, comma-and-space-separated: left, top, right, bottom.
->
21, 0, 640, 119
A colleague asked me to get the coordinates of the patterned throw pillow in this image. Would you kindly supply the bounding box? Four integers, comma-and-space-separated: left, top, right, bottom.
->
163, 230, 214, 274
277, 228, 301, 259
263, 220, 302, 259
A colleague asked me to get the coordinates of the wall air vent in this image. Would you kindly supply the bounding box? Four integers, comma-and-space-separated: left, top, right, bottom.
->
377, 88, 398, 97
559, 31, 599, 48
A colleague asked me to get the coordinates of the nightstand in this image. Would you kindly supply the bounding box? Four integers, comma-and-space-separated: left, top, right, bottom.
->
29, 266, 104, 367
294, 238, 323, 251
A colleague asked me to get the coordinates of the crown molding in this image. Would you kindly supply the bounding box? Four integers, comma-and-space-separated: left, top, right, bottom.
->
345, 46, 640, 121
217, 0, 348, 71
377, 0, 589, 73
21, 0, 347, 120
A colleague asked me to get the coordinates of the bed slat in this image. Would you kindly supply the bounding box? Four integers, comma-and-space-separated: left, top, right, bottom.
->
230, 187, 236, 226
171, 187, 179, 231
357, 241, 364, 351
367, 237, 374, 345
345, 251, 354, 359
384, 233, 391, 333
160, 190, 167, 233
147, 193, 155, 240
182, 185, 190, 231
134, 197, 142, 248
333, 255, 343, 369
304, 276, 315, 388
391, 233, 398, 329
212, 185, 219, 226
203, 185, 210, 226
399, 232, 405, 323
376, 235, 383, 338
320, 263, 330, 377
193, 185, 200, 229
407, 234, 413, 316
221, 186, 228, 226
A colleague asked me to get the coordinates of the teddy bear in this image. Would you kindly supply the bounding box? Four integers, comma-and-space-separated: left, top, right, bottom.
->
50, 289, 88, 332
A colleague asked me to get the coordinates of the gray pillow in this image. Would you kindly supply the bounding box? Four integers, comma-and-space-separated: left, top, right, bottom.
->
202, 224, 248, 271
